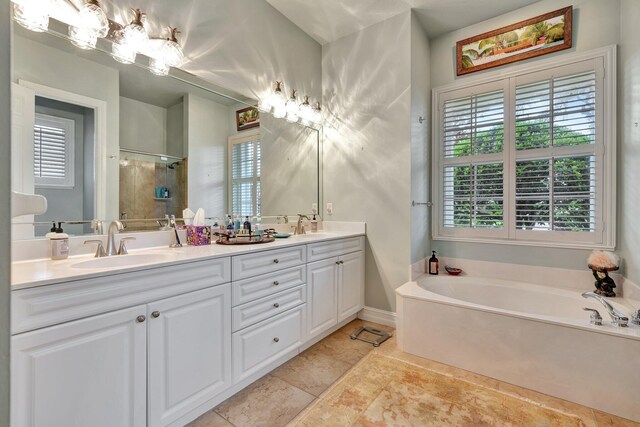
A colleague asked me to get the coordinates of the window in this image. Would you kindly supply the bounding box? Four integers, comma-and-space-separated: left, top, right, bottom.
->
229, 132, 261, 217
34, 113, 75, 188
433, 47, 615, 249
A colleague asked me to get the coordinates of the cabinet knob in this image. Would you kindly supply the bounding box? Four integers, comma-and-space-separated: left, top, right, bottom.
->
273, 259, 279, 264
273, 281, 280, 286
336, 261, 340, 265
273, 337, 280, 343
151, 311, 160, 318
273, 303, 280, 308
340, 260, 344, 264
136, 315, 146, 323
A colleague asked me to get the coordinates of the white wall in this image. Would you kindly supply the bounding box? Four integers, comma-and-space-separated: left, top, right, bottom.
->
0, 1, 11, 422
119, 97, 167, 155
185, 93, 230, 219
323, 11, 412, 312
12, 35, 120, 220
618, 0, 640, 284
410, 14, 431, 264
166, 101, 184, 158
427, 0, 632, 276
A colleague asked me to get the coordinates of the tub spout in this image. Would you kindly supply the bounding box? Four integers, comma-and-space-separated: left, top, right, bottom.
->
581, 292, 628, 327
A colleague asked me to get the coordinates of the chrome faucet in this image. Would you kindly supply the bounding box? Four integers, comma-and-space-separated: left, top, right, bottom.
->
582, 291, 629, 327
106, 220, 124, 256
293, 214, 310, 235
91, 219, 103, 235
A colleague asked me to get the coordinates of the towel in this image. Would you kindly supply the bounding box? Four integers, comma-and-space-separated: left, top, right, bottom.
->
183, 208, 195, 225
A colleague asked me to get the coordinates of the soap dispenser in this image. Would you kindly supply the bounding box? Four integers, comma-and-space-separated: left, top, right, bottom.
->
428, 251, 439, 275
310, 214, 318, 232
50, 222, 69, 260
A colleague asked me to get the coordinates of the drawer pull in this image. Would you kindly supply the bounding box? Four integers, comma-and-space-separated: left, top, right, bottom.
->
336, 261, 340, 265
273, 303, 280, 308
151, 311, 160, 318
136, 315, 146, 323
273, 337, 280, 343
273, 259, 280, 264
339, 260, 344, 264
273, 281, 280, 286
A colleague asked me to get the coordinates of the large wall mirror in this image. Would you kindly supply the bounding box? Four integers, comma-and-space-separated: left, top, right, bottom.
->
11, 20, 320, 239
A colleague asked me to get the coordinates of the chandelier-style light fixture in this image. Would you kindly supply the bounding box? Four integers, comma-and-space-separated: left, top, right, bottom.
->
285, 90, 299, 123
12, 2, 185, 77
258, 81, 322, 127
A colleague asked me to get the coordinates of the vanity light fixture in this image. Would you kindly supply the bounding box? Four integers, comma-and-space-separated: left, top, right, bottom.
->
121, 8, 149, 52
149, 27, 184, 76
270, 81, 287, 119
11, 0, 53, 32
311, 102, 322, 125
68, 0, 109, 50
298, 96, 313, 126
285, 90, 300, 123
112, 29, 137, 64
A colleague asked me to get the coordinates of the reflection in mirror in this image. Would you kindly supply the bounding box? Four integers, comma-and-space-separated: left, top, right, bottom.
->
11, 20, 320, 239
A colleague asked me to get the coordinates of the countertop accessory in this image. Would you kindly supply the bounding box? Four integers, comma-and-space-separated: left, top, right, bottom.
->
273, 233, 292, 238
587, 250, 620, 297
445, 265, 463, 276
186, 225, 210, 246
215, 232, 275, 245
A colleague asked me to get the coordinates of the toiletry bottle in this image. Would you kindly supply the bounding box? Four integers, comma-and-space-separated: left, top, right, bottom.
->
226, 215, 234, 231
50, 223, 69, 260
234, 215, 241, 231
310, 214, 318, 232
428, 251, 439, 275
243, 216, 252, 232
45, 221, 57, 238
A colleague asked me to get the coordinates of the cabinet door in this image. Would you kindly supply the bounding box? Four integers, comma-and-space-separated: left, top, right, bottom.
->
11, 305, 147, 427
338, 251, 365, 322
148, 284, 231, 427
307, 258, 338, 339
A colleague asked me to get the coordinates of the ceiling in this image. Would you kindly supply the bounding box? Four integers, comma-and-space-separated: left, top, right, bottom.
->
266, 0, 542, 44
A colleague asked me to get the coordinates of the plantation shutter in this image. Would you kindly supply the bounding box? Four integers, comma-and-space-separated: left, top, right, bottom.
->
34, 114, 74, 188
442, 88, 505, 231
514, 71, 597, 233
230, 138, 261, 217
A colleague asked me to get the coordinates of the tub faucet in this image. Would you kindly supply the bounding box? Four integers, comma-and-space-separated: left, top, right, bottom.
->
106, 220, 124, 256
581, 292, 629, 327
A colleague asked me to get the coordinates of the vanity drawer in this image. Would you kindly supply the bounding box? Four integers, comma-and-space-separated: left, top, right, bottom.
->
232, 265, 306, 306
232, 305, 305, 383
307, 236, 364, 262
232, 285, 306, 332
232, 245, 306, 281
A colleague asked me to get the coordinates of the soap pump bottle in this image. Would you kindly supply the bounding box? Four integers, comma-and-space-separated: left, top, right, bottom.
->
428, 251, 439, 275
310, 214, 318, 232
50, 222, 69, 260
243, 216, 252, 232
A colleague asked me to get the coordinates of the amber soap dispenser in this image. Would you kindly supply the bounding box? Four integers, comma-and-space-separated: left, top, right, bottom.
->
428, 251, 439, 275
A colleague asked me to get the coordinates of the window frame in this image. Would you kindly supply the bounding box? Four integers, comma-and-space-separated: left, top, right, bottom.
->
33, 112, 75, 189
228, 129, 261, 217
432, 45, 616, 250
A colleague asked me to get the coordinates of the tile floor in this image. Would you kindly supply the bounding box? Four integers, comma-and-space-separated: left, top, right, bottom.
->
188, 319, 638, 427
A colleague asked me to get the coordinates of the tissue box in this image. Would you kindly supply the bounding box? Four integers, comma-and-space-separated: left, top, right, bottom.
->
186, 225, 211, 246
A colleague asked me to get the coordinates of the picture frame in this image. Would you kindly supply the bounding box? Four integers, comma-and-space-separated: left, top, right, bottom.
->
235, 106, 260, 131
456, 6, 572, 76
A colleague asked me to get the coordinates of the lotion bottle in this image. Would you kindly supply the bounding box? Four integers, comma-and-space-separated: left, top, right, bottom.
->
428, 251, 439, 275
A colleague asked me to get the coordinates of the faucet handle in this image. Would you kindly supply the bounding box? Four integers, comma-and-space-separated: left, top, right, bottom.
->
118, 237, 136, 255
631, 310, 640, 326
84, 239, 106, 258
583, 308, 603, 326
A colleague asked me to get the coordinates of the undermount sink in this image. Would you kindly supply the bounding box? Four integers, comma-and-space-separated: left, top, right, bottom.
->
71, 253, 171, 269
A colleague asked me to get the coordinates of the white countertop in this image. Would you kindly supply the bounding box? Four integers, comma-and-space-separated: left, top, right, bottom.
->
12, 230, 364, 290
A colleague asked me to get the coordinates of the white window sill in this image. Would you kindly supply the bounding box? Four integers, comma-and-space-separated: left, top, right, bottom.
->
432, 235, 615, 251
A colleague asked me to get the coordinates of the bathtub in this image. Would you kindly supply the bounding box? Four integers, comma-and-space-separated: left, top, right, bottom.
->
396, 275, 640, 422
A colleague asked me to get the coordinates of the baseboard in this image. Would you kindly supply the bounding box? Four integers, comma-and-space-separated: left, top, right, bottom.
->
357, 306, 396, 328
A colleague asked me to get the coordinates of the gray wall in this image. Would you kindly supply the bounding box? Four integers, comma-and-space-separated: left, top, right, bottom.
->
428, 0, 639, 281
322, 11, 413, 312
166, 101, 184, 159
13, 35, 120, 220
0, 0, 10, 423
119, 97, 167, 155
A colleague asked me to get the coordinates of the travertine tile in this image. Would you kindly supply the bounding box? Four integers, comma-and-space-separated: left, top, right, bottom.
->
187, 410, 234, 427
337, 319, 395, 336
305, 331, 374, 366
593, 410, 640, 426
271, 348, 353, 397
214, 375, 314, 427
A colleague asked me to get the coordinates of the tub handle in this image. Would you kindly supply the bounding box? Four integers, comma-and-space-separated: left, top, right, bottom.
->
583, 307, 603, 326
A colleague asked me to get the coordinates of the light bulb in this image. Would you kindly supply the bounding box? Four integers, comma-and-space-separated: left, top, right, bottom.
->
69, 26, 98, 49
269, 81, 287, 118
298, 96, 313, 126
112, 32, 137, 64
122, 8, 148, 52
257, 98, 272, 113
285, 90, 299, 123
149, 57, 169, 76
74, 1, 109, 37
159, 27, 184, 67
12, 0, 52, 32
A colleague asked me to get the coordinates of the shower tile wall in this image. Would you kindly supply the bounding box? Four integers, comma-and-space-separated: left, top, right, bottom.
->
119, 158, 187, 231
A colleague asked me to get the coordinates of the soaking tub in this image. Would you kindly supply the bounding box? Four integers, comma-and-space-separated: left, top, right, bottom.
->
396, 275, 640, 422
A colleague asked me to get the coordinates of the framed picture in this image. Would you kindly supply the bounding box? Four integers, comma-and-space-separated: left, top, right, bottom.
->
236, 106, 260, 131
456, 6, 572, 76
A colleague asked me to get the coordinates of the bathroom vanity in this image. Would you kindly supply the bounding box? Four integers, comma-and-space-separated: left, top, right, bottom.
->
11, 231, 364, 426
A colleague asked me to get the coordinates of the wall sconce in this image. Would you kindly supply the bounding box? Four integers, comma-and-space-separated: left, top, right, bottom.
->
11, 0, 53, 32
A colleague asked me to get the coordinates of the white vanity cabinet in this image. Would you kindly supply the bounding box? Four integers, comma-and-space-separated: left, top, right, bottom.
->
306, 237, 365, 340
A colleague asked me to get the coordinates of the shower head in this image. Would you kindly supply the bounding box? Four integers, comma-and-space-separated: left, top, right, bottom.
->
168, 161, 181, 169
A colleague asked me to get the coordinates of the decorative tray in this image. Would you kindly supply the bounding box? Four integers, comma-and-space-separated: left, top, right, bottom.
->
215, 234, 275, 245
